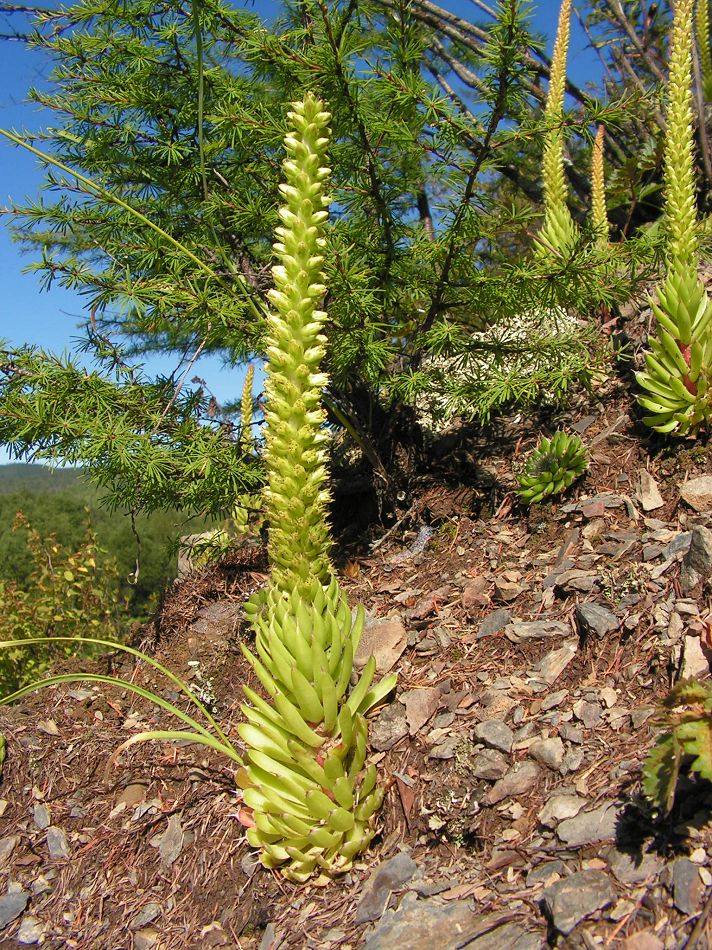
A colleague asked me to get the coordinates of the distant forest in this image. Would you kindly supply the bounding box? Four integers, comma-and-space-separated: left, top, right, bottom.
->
0, 464, 212, 620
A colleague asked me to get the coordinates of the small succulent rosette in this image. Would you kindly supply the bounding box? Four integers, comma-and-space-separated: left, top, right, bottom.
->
516, 430, 588, 505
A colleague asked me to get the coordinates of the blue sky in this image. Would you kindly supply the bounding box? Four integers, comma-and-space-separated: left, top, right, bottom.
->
0, 1, 601, 463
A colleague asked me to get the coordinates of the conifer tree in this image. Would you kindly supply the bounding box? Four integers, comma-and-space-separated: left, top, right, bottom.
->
0, 0, 644, 511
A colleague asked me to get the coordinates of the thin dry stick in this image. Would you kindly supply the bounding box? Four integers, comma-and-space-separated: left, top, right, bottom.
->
155, 326, 212, 428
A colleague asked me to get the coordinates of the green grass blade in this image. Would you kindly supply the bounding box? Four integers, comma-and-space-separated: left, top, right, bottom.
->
0, 636, 231, 745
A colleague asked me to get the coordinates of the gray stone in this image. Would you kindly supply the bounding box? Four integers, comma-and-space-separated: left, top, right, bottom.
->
680, 476, 712, 512
494, 578, 525, 603
621, 933, 663, 950
462, 921, 541, 950
672, 857, 702, 915
555, 570, 599, 593
541, 870, 615, 935
681, 525, 712, 592
33, 804, 50, 831
541, 689, 569, 711
258, 924, 276, 950
16, 916, 45, 945
371, 702, 409, 752
602, 846, 663, 885
473, 719, 514, 754
529, 737, 565, 771
486, 761, 541, 805
478, 608, 511, 638
576, 603, 620, 640
157, 814, 184, 868
0, 836, 19, 865
130, 902, 162, 930
662, 532, 692, 559
427, 735, 458, 760
134, 929, 159, 950
538, 792, 586, 829
631, 707, 655, 729
46, 826, 71, 860
362, 896, 536, 950
572, 699, 603, 729
636, 470, 664, 511
680, 635, 710, 679
560, 746, 585, 773
556, 801, 620, 847
526, 860, 567, 888
529, 642, 577, 686
505, 620, 570, 643
30, 876, 52, 897
354, 852, 418, 925
560, 723, 583, 744
469, 749, 509, 781
0, 890, 30, 928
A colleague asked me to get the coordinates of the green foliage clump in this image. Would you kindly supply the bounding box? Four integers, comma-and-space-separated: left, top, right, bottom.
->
0, 513, 126, 693
237, 95, 395, 884
643, 678, 712, 816
636, 0, 712, 436
516, 430, 588, 505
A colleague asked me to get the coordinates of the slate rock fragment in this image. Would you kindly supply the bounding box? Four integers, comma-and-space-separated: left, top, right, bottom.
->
672, 857, 702, 915
478, 608, 511, 638
680, 525, 712, 592
473, 719, 514, 754
602, 846, 663, 886
485, 761, 540, 804
15, 915, 45, 945
354, 852, 418, 925
529, 737, 565, 771
0, 890, 30, 928
469, 749, 509, 781
576, 603, 620, 640
680, 476, 712, 512
541, 870, 615, 935
556, 801, 620, 847
371, 702, 409, 752
362, 895, 538, 950
46, 826, 71, 860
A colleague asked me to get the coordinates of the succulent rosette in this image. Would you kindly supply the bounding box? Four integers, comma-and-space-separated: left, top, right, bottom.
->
516, 430, 588, 505
637, 0, 712, 435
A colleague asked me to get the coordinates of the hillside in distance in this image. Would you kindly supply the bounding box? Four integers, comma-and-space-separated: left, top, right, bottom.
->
0, 463, 214, 620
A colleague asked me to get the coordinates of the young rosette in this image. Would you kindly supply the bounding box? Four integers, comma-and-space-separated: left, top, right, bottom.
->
516, 430, 588, 506
238, 579, 394, 882
636, 268, 712, 435
237, 94, 396, 883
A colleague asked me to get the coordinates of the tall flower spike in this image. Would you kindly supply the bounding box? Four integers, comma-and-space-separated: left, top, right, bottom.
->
536, 0, 578, 257
666, 0, 698, 273
239, 364, 256, 453
636, 0, 712, 435
238, 95, 396, 883
259, 97, 334, 598
590, 125, 609, 246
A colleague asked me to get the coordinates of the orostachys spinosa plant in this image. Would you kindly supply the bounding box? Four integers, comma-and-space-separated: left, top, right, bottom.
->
636, 0, 712, 435
237, 94, 396, 883
516, 430, 588, 506
535, 0, 579, 258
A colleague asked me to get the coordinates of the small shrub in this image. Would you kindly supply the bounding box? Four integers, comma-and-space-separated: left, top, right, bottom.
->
643, 678, 712, 816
